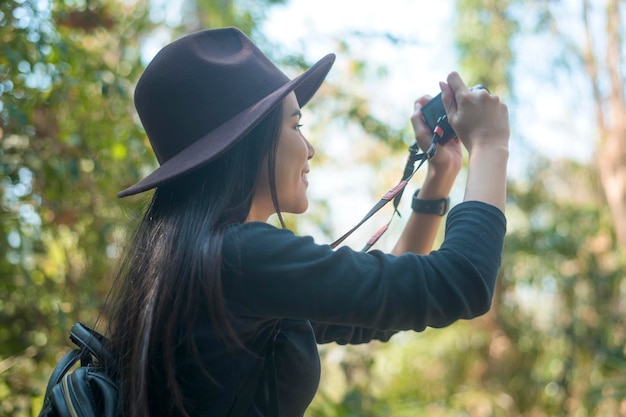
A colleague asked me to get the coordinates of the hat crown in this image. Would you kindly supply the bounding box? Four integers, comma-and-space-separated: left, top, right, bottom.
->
134, 28, 289, 163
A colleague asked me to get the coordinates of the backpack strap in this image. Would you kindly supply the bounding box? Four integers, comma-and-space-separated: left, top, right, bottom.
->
69, 323, 114, 368
42, 348, 82, 402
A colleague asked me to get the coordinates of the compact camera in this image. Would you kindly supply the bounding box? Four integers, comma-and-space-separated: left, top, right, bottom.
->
420, 84, 489, 145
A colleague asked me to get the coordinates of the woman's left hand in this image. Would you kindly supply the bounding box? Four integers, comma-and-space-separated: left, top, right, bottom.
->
411, 95, 462, 192
391, 95, 463, 255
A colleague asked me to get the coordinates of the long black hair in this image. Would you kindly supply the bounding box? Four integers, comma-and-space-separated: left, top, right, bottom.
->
106, 102, 284, 417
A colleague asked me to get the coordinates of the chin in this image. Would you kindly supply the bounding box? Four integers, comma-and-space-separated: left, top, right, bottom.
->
297, 199, 310, 213
284, 200, 309, 215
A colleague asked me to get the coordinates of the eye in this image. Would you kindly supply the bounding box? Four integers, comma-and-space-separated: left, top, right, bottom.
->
296, 124, 303, 132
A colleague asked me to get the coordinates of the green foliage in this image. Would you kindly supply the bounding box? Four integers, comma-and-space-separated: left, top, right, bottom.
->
498, 159, 626, 415
455, 0, 517, 93
192, 0, 286, 34
1, 1, 155, 414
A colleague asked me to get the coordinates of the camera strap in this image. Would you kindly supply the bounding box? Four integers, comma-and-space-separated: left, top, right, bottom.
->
330, 140, 438, 251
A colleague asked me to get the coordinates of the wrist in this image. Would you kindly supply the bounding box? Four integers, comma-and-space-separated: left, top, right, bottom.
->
467, 141, 510, 157
425, 151, 462, 186
467, 146, 509, 172
421, 165, 458, 198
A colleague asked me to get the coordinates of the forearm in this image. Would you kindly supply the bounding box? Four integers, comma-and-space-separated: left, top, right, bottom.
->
392, 163, 458, 255
464, 145, 508, 213
391, 211, 441, 255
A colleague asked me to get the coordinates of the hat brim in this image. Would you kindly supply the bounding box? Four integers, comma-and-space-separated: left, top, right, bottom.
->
117, 53, 335, 198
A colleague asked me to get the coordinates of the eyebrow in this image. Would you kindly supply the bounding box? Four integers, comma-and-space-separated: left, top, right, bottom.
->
291, 109, 302, 118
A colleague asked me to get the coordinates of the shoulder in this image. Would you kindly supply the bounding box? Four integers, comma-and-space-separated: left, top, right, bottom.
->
223, 222, 326, 263
225, 221, 291, 238
224, 222, 308, 249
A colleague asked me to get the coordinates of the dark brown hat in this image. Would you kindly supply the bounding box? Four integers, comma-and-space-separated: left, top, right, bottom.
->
118, 27, 335, 197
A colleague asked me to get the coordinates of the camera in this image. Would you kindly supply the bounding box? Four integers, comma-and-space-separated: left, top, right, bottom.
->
420, 84, 489, 145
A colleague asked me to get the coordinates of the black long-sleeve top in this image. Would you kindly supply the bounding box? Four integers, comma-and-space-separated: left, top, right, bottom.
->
180, 201, 506, 417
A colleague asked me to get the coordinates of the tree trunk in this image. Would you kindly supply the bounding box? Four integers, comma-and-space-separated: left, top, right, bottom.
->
586, 0, 626, 246
597, 127, 626, 246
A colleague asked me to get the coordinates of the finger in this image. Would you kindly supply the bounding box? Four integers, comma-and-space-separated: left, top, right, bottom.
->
411, 110, 430, 138
439, 81, 455, 114
410, 100, 432, 147
446, 71, 468, 95
413, 95, 432, 110
411, 95, 432, 128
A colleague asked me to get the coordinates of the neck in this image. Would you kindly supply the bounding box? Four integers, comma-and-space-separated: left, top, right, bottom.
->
246, 195, 273, 223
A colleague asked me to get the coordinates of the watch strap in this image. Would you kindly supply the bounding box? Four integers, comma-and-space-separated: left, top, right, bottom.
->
411, 189, 450, 216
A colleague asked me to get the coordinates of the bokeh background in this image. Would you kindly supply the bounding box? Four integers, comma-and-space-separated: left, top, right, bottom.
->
2, 0, 626, 416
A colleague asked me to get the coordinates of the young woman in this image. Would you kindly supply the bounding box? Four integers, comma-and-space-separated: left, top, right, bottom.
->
108, 27, 509, 417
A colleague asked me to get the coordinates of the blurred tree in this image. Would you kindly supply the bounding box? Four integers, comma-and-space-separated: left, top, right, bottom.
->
458, 0, 626, 249
448, 0, 626, 415
582, 0, 626, 247
455, 0, 516, 93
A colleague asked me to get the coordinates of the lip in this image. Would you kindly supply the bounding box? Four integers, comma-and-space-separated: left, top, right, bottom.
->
302, 168, 310, 185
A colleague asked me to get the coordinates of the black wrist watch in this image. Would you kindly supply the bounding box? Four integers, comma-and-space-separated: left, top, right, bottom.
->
411, 189, 450, 216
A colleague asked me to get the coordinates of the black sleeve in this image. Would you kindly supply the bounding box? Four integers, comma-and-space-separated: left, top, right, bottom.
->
221, 201, 506, 333
311, 322, 398, 345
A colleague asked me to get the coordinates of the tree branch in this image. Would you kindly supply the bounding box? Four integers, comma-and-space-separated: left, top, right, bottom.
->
581, 0, 606, 132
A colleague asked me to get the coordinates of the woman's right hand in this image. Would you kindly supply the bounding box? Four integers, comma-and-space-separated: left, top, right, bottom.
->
439, 72, 510, 153
440, 71, 510, 213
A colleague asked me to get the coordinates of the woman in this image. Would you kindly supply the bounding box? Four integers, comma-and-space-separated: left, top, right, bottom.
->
107, 27, 509, 417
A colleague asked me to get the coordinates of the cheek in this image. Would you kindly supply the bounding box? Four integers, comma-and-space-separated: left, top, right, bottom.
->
274, 142, 306, 196
291, 136, 309, 164
277, 137, 305, 172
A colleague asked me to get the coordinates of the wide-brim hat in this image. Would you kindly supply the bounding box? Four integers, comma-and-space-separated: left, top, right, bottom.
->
118, 27, 335, 197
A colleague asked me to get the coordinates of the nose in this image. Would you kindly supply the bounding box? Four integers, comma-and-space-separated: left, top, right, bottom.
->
305, 138, 315, 160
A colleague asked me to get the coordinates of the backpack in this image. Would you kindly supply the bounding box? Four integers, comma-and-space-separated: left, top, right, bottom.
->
37, 322, 279, 417
38, 323, 119, 417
